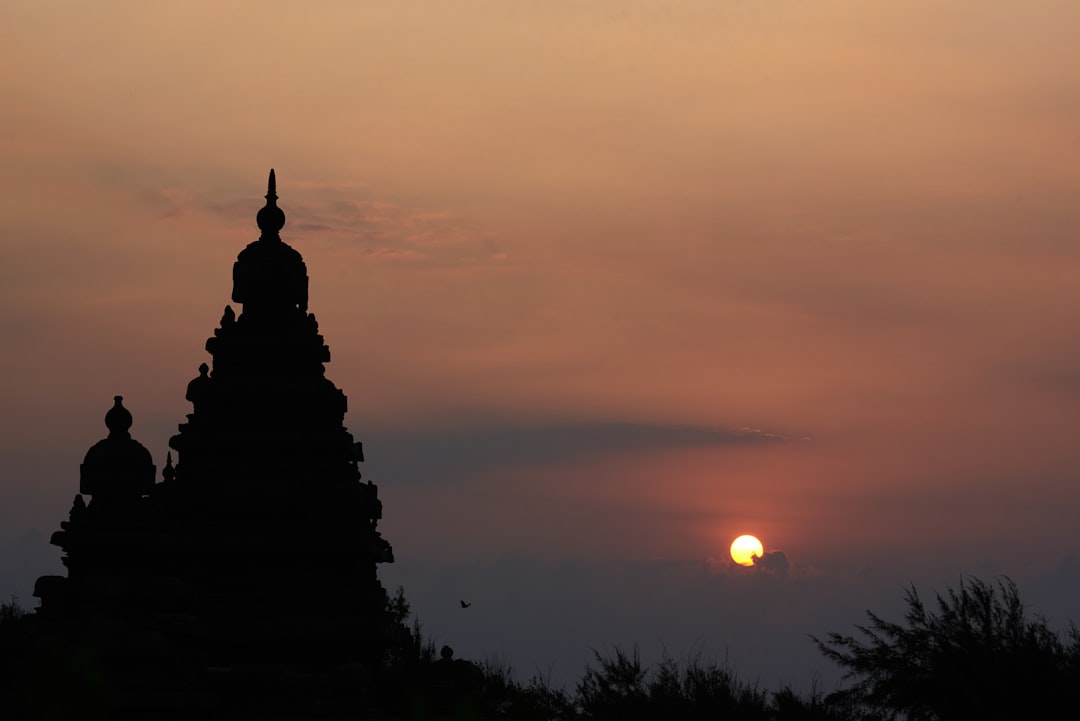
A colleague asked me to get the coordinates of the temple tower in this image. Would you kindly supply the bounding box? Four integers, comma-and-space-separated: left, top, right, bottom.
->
162, 169, 394, 669
34, 172, 399, 716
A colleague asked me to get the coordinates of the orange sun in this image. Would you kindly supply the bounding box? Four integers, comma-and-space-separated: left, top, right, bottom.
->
730, 534, 764, 566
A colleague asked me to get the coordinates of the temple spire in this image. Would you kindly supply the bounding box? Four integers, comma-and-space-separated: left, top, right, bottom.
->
256, 168, 286, 239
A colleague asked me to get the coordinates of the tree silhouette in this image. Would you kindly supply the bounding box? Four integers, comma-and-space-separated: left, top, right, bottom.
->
814, 576, 1080, 720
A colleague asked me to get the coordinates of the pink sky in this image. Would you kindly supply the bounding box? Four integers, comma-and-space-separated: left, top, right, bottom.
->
3, 0, 1080, 687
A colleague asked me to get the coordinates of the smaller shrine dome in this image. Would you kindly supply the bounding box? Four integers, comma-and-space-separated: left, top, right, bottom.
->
186, 362, 211, 407
80, 396, 156, 496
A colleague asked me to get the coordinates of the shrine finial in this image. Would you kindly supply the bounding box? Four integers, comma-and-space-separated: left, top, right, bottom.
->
256, 168, 286, 238
104, 396, 132, 438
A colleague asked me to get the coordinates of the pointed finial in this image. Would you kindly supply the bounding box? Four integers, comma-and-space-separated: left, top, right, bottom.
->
163, 452, 176, 482
256, 168, 286, 238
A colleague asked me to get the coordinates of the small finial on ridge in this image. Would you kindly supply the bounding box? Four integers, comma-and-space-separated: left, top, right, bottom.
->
163, 452, 175, 482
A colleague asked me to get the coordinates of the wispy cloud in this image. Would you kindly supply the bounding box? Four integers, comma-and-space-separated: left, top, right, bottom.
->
363, 420, 788, 486
280, 195, 506, 268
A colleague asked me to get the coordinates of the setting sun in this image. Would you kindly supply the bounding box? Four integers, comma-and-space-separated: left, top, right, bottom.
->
730, 535, 764, 566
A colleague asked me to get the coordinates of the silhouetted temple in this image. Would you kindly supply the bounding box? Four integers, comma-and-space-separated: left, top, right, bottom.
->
33, 171, 399, 718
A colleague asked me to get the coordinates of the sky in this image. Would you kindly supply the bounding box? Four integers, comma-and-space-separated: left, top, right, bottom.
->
4, 0, 1080, 691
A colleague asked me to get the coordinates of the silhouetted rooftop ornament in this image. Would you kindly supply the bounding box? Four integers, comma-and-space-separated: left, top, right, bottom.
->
256, 168, 286, 239
105, 395, 133, 438
185, 362, 210, 407
232, 169, 309, 313
80, 396, 155, 496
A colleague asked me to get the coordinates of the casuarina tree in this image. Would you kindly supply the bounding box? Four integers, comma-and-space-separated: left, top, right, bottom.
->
814, 576, 1080, 721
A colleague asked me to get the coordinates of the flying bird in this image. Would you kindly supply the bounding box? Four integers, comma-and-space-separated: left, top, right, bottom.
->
460, 600, 471, 608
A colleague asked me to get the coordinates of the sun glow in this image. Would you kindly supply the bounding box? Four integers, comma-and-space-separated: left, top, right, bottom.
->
730, 534, 764, 566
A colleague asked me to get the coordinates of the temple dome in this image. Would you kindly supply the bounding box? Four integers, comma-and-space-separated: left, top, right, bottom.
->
231, 169, 309, 313
80, 396, 155, 496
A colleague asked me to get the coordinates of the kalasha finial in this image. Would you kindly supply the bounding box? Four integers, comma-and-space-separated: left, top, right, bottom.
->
104, 396, 133, 438
256, 168, 286, 239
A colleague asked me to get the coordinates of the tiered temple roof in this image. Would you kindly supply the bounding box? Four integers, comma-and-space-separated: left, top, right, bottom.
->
33, 171, 398, 717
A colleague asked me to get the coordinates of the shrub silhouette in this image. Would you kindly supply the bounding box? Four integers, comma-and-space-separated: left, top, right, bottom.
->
18, 577, 1077, 719
571, 645, 846, 721
814, 576, 1080, 721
